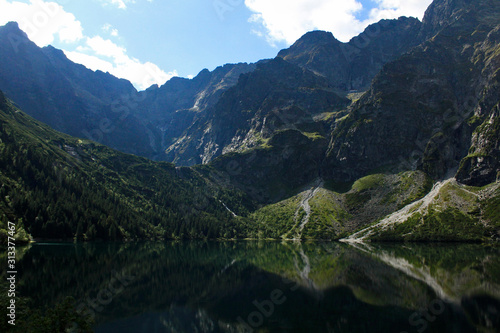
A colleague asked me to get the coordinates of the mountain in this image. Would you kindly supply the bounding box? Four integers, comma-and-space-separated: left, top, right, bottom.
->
0, 90, 252, 242
330, 0, 500, 240
164, 17, 428, 166
129, 61, 258, 161
278, 17, 422, 91
419, 0, 474, 39
164, 17, 428, 165
325, 0, 500, 184
202, 0, 499, 239
165, 57, 349, 165
0, 0, 499, 242
0, 15, 429, 166
0, 22, 152, 156
0, 22, 256, 161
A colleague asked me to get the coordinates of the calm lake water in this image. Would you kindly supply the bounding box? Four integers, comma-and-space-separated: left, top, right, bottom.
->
12, 241, 500, 332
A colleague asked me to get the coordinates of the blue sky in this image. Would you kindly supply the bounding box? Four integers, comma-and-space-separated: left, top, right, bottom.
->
0, 0, 432, 90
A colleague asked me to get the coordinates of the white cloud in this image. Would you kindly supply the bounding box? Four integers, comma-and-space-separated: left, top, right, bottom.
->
244, 0, 432, 45
64, 36, 178, 90
369, 0, 432, 21
102, 23, 120, 37
244, 0, 365, 45
0, 0, 175, 89
100, 0, 135, 10
0, 0, 83, 45
63, 50, 115, 72
101, 23, 119, 37
87, 35, 125, 58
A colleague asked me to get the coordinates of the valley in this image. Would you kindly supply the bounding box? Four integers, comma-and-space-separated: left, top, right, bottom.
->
0, 0, 499, 243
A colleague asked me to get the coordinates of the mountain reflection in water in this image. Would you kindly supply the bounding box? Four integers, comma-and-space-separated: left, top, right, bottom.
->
15, 241, 500, 332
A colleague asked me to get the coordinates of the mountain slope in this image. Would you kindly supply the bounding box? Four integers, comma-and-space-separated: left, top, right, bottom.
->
344, 178, 499, 242
165, 57, 349, 165
0, 84, 497, 243
202, 0, 500, 241
0, 22, 155, 157
130, 62, 258, 160
0, 90, 250, 241
0, 15, 428, 166
165, 16, 426, 166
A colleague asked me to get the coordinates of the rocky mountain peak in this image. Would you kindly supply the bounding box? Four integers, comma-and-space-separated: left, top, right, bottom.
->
278, 30, 340, 57
0, 21, 33, 53
42, 45, 69, 61
1, 21, 26, 35
277, 17, 422, 92
420, 0, 474, 38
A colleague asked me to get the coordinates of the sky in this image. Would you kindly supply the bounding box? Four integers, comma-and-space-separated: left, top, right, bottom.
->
0, 0, 433, 90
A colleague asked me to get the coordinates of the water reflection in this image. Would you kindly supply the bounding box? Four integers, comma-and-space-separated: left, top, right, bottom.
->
15, 241, 500, 332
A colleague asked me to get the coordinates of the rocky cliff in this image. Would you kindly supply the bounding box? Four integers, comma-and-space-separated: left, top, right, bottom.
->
326, 0, 500, 186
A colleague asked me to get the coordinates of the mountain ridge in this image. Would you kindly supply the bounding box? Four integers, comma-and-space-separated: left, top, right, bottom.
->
278, 17, 423, 92
0, 13, 431, 164
0, 0, 499, 242
0, 21, 259, 161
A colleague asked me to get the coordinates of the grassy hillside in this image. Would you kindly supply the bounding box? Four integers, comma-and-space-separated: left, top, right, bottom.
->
347, 180, 500, 242
248, 171, 434, 240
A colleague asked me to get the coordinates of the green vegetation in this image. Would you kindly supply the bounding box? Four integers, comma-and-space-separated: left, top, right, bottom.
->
0, 93, 249, 241
351, 174, 385, 191
0, 216, 30, 245
306, 189, 350, 239
301, 132, 325, 140
0, 90, 498, 243
346, 91, 366, 103
370, 207, 489, 242
365, 181, 499, 242
392, 171, 434, 208
344, 191, 371, 208
343, 174, 385, 208
249, 188, 351, 240
482, 186, 500, 230
248, 172, 446, 241
249, 196, 301, 239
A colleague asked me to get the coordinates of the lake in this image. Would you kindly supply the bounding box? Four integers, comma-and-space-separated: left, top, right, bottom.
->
10, 241, 500, 332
